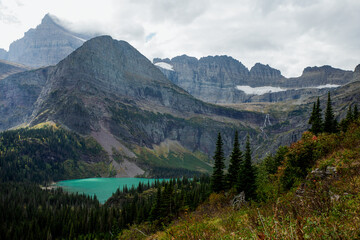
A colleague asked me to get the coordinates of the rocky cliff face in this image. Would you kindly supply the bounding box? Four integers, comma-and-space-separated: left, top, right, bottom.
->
249, 63, 284, 85
154, 55, 288, 103
354, 64, 360, 81
0, 49, 7, 60
154, 56, 356, 104
4, 14, 91, 67
0, 67, 49, 130
0, 36, 267, 177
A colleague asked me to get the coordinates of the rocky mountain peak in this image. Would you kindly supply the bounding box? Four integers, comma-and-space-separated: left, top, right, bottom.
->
302, 65, 337, 74
354, 64, 360, 73
5, 14, 91, 67
40, 13, 57, 25
57, 35, 171, 87
250, 63, 282, 78
171, 54, 198, 65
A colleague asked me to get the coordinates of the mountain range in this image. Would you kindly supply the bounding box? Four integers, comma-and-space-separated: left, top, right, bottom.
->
1, 14, 360, 178
154, 56, 357, 103
0, 35, 269, 177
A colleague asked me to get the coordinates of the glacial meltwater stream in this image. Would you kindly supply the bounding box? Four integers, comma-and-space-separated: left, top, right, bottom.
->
56, 178, 166, 203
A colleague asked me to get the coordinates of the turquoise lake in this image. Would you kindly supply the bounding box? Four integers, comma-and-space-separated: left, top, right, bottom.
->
56, 178, 165, 203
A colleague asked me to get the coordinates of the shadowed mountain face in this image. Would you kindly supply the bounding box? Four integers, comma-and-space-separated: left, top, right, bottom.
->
0, 36, 266, 177
154, 56, 356, 104
0, 60, 30, 80
1, 14, 92, 67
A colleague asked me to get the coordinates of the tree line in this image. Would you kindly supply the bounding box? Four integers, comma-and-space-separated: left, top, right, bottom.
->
308, 92, 359, 134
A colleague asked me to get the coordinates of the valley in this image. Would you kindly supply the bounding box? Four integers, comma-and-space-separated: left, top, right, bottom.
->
0, 11, 359, 240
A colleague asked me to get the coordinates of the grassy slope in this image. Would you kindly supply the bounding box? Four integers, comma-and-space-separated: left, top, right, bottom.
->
119, 120, 360, 239
133, 140, 212, 174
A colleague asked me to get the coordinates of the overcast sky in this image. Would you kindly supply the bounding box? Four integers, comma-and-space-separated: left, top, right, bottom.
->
0, 0, 359, 77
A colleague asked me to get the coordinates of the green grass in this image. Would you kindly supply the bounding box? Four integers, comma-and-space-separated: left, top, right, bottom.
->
118, 120, 360, 239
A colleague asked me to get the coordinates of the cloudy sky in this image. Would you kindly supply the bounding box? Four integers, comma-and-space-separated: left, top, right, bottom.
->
0, 0, 359, 77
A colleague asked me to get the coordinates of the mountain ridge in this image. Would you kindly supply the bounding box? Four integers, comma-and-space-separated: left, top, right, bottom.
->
154, 55, 358, 103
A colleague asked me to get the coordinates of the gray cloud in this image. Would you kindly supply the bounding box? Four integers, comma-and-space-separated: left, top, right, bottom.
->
0, 0, 359, 77
0, 1, 19, 24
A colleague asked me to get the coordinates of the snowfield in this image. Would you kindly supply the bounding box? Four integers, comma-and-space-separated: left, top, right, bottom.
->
313, 84, 340, 89
236, 84, 341, 95
236, 86, 286, 95
154, 62, 174, 71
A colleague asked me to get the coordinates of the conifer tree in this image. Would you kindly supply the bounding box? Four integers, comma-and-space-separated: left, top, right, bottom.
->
237, 135, 256, 200
324, 92, 337, 133
309, 97, 323, 135
226, 130, 242, 190
346, 105, 354, 121
354, 104, 359, 120
149, 185, 162, 221
308, 102, 316, 125
211, 133, 225, 193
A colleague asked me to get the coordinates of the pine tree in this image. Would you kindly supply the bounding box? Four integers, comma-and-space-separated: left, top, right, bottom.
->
237, 135, 256, 200
149, 185, 162, 221
226, 131, 242, 190
211, 133, 225, 193
309, 97, 323, 135
346, 105, 354, 121
308, 102, 316, 125
324, 92, 337, 133
354, 104, 359, 120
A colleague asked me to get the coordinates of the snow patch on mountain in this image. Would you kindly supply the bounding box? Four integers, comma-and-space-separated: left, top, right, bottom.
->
154, 62, 174, 71
236, 84, 341, 95
312, 84, 340, 89
236, 86, 286, 95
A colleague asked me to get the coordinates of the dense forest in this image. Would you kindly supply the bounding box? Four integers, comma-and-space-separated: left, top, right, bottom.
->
0, 125, 110, 183
0, 176, 211, 239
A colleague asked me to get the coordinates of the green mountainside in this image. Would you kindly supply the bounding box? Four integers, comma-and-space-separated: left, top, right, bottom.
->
0, 124, 111, 183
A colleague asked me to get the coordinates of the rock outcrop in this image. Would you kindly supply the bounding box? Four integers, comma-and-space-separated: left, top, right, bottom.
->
4, 14, 92, 67
154, 56, 355, 104
0, 49, 7, 60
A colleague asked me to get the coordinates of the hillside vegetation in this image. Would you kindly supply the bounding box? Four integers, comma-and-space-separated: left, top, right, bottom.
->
0, 124, 111, 183
120, 118, 360, 239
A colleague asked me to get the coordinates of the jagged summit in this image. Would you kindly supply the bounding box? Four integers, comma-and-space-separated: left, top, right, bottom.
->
250, 63, 282, 78
4, 14, 92, 67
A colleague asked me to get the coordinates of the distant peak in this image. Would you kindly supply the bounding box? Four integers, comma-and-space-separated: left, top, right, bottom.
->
41, 13, 57, 25
355, 64, 360, 73
303, 65, 334, 73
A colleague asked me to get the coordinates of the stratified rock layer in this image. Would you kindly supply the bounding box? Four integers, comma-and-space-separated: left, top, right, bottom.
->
154, 56, 356, 103
5, 14, 91, 67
